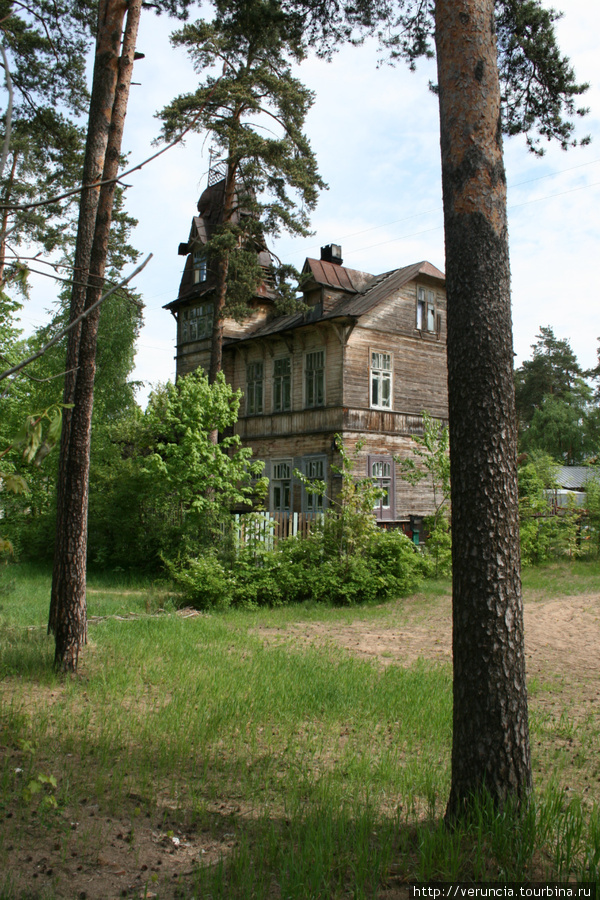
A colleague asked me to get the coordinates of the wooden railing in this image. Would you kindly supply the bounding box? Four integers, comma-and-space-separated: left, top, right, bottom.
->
235, 406, 445, 439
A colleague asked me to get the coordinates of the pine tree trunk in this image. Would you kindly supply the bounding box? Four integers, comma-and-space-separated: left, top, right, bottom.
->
49, 0, 126, 644
49, 0, 142, 671
434, 0, 532, 818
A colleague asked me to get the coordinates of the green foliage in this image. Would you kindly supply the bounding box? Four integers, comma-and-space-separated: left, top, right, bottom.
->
279, 0, 589, 152
158, 0, 326, 321
515, 328, 599, 464
87, 370, 266, 572
168, 437, 423, 608
399, 412, 451, 577
584, 473, 600, 556
517, 452, 580, 566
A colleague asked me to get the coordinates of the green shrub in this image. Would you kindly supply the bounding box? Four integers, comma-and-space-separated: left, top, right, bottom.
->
168, 526, 423, 609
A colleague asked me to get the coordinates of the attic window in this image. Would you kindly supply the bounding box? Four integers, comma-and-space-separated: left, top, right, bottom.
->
193, 249, 207, 284
417, 287, 436, 332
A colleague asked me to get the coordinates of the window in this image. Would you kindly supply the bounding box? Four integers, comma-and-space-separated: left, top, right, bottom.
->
273, 357, 291, 412
370, 350, 392, 409
417, 286, 437, 332
369, 456, 395, 521
193, 249, 207, 284
181, 302, 212, 342
246, 362, 263, 415
272, 460, 292, 512
304, 457, 326, 512
305, 350, 325, 408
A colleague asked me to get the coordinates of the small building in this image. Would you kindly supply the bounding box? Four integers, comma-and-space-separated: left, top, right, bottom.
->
165, 179, 449, 532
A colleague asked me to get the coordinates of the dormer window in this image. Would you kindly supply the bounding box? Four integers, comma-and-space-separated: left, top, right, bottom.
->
417, 286, 437, 333
193, 249, 207, 284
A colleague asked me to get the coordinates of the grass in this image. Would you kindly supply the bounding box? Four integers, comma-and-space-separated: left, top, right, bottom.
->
0, 560, 599, 898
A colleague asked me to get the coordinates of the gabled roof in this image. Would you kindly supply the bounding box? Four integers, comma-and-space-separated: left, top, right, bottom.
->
225, 259, 445, 344
330, 260, 445, 318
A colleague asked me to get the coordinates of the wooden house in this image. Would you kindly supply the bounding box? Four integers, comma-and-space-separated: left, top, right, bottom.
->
165, 183, 448, 536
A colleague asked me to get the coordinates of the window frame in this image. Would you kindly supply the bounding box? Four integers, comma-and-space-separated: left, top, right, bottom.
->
416, 286, 438, 333
304, 348, 325, 409
180, 302, 213, 343
368, 454, 396, 521
192, 248, 207, 284
302, 455, 327, 513
273, 356, 292, 413
370, 349, 393, 410
271, 458, 293, 513
245, 361, 264, 416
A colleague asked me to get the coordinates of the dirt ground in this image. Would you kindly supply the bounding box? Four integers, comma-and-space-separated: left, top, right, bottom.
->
2, 589, 599, 899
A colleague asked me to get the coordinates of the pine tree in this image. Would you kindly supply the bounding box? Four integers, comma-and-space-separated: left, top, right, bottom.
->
275, 0, 588, 815
158, 0, 325, 381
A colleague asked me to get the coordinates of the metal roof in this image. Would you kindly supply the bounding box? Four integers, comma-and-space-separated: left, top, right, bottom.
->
555, 466, 599, 490
303, 258, 376, 293
224, 259, 446, 344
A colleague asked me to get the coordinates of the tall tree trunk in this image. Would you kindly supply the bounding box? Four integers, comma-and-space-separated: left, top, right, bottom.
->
49, 0, 126, 642
49, 0, 142, 671
434, 0, 532, 818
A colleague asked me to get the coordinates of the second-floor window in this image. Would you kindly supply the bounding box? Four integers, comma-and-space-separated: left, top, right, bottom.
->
305, 350, 325, 408
181, 303, 212, 342
193, 249, 207, 284
246, 362, 263, 415
273, 357, 291, 412
370, 350, 392, 409
417, 286, 437, 332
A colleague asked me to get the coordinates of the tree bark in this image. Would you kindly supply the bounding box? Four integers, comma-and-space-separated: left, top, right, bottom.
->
49, 0, 142, 671
434, 0, 532, 818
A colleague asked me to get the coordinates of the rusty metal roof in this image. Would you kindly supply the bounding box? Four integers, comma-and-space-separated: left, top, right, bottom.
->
303, 258, 375, 293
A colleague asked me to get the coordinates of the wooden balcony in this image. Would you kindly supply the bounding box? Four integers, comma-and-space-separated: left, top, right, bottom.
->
234, 406, 442, 439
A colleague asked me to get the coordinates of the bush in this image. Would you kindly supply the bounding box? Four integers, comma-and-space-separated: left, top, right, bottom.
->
168, 526, 423, 609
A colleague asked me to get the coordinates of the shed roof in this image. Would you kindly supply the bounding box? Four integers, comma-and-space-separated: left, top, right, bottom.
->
555, 466, 599, 490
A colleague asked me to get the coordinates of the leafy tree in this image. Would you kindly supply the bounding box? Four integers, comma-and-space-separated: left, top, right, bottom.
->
87, 370, 267, 571
158, 0, 325, 380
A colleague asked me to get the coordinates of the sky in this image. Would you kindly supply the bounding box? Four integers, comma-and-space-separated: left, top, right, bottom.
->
17, 0, 600, 407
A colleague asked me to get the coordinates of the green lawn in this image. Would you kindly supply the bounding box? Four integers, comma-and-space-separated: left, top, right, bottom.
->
0, 561, 599, 898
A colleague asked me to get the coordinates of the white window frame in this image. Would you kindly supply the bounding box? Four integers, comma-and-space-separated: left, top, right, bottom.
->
370, 349, 393, 410
369, 455, 395, 521
304, 349, 325, 408
273, 356, 292, 412
271, 459, 293, 512
246, 361, 264, 415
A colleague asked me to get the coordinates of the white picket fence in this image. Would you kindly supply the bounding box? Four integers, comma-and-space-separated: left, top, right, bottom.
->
233, 511, 323, 548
